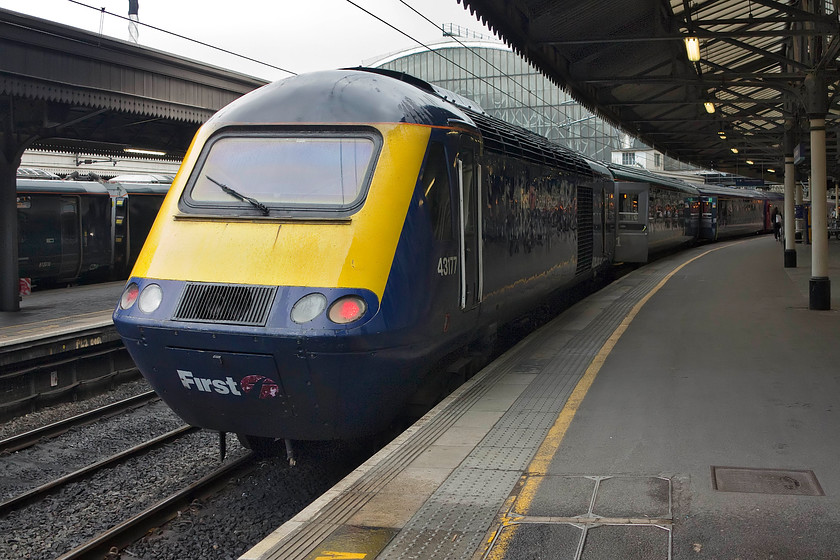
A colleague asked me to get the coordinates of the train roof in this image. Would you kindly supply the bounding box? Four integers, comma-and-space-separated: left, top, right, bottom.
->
17, 178, 112, 195
760, 190, 785, 200
464, 109, 595, 176
693, 183, 767, 199
109, 174, 175, 184
585, 159, 612, 178
209, 68, 473, 129
119, 182, 171, 195
16, 167, 61, 179
209, 68, 596, 179
605, 163, 700, 194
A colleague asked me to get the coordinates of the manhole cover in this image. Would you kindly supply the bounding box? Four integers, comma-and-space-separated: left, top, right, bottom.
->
711, 466, 824, 496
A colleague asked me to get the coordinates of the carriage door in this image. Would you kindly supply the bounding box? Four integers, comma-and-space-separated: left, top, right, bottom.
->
700, 196, 717, 240
614, 182, 649, 263
58, 197, 81, 280
457, 136, 482, 310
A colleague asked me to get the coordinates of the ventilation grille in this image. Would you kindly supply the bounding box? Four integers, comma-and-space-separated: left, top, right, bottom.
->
576, 186, 593, 275
172, 283, 276, 326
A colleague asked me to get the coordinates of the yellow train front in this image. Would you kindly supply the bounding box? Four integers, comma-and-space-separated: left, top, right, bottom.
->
113, 69, 613, 444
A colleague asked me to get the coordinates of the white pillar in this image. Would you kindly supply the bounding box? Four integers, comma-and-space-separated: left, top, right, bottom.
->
809, 117, 830, 309
795, 175, 804, 240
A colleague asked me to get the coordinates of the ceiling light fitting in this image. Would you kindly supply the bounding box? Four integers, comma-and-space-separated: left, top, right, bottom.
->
684, 36, 701, 62
124, 147, 167, 156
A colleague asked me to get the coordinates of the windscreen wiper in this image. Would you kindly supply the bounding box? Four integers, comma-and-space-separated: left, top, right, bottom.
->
206, 175, 270, 216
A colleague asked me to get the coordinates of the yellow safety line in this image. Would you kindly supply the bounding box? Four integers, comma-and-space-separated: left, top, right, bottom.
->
483, 241, 743, 560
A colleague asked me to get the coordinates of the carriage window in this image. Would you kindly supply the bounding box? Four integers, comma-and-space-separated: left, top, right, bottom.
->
60, 201, 79, 240
421, 142, 453, 240
619, 192, 640, 222
184, 131, 379, 215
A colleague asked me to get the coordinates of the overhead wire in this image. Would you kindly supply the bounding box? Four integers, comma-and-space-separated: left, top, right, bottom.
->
65, 0, 297, 76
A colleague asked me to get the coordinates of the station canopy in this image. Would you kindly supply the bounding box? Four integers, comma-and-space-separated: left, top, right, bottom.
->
459, 0, 840, 180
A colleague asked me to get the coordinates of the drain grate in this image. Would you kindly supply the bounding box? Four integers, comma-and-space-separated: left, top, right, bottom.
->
711, 466, 824, 496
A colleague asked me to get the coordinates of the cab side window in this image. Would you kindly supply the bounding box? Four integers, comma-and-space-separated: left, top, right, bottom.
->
421, 142, 453, 241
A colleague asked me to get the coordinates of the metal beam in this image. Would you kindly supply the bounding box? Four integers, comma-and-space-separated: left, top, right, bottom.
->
539, 27, 835, 46
719, 37, 811, 72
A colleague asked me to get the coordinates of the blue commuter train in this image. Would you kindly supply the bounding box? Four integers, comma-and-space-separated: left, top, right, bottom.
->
112, 69, 774, 450
17, 175, 171, 288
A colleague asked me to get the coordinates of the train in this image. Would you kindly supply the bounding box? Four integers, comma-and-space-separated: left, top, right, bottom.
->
16, 172, 171, 289
111, 68, 780, 454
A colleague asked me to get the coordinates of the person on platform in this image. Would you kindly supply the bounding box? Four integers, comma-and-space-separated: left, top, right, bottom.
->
772, 208, 782, 240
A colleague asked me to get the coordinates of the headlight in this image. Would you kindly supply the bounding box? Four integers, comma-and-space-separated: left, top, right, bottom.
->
119, 283, 139, 310
290, 293, 327, 324
138, 283, 163, 313
328, 295, 367, 324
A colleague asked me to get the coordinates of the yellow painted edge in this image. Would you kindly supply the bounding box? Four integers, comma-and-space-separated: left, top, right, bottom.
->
481, 241, 743, 560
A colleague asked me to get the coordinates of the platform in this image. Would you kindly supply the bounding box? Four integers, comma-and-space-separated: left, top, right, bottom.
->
242, 235, 840, 560
0, 281, 124, 348
0, 282, 128, 417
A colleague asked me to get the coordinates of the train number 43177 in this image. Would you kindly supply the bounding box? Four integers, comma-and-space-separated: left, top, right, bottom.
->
437, 256, 458, 276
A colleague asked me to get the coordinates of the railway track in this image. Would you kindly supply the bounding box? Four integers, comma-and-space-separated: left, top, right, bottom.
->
0, 424, 197, 515
0, 390, 256, 560
56, 452, 257, 560
0, 390, 159, 454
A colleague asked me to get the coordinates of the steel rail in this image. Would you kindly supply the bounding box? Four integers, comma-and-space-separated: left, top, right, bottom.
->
55, 452, 257, 560
0, 425, 197, 516
0, 390, 159, 454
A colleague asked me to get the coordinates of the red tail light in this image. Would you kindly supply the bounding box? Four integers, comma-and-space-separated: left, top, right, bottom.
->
120, 283, 139, 309
328, 296, 366, 324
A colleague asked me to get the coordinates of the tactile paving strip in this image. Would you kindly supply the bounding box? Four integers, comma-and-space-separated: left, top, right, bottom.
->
379, 256, 684, 559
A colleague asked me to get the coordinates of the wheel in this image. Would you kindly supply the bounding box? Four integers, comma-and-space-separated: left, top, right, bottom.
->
236, 433, 282, 457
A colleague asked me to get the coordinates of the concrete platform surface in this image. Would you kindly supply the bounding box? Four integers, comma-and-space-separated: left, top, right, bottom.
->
0, 281, 123, 347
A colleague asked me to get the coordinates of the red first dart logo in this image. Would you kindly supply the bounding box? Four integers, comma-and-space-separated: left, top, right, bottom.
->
240, 375, 280, 399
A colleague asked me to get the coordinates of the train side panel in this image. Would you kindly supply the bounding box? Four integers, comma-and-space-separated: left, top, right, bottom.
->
17, 181, 114, 286
480, 155, 580, 321
648, 184, 697, 253
608, 164, 700, 262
